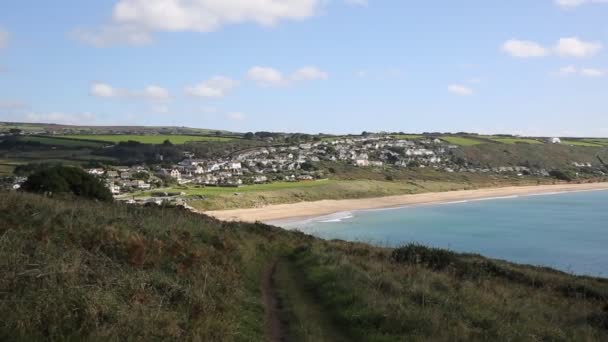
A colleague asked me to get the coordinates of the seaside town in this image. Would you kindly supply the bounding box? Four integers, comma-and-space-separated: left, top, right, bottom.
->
7, 135, 602, 207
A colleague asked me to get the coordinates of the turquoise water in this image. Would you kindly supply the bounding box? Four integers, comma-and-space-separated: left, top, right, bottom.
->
280, 190, 608, 277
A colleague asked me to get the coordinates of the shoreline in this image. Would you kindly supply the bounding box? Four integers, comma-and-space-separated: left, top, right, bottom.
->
204, 182, 608, 224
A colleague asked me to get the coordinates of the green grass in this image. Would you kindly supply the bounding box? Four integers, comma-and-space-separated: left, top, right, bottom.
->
582, 139, 608, 146
285, 242, 608, 341
389, 134, 424, 140
562, 140, 604, 147
440, 136, 486, 146
489, 137, 543, 145
61, 134, 238, 144
2, 191, 608, 340
144, 171, 555, 211
17, 135, 107, 148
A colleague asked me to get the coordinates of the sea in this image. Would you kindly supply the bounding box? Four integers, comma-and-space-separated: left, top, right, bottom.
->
278, 190, 608, 277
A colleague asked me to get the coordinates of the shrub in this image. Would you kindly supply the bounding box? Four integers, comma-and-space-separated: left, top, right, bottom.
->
21, 165, 112, 202
391, 243, 457, 270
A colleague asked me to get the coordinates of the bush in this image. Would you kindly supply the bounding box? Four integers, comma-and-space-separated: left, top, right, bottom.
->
21, 165, 112, 202
391, 243, 457, 270
549, 169, 576, 181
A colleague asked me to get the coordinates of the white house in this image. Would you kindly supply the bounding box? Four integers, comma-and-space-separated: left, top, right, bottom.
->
355, 159, 370, 167
548, 137, 562, 144
87, 168, 105, 176
108, 183, 121, 195
170, 169, 181, 180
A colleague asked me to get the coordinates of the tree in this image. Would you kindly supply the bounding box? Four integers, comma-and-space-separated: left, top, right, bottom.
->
162, 139, 173, 146
21, 165, 113, 201
9, 128, 22, 135
244, 132, 255, 140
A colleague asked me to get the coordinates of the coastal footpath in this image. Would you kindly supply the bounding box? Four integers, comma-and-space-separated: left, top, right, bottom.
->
205, 182, 608, 223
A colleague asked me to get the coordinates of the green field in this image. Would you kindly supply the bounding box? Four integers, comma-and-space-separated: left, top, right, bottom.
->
440, 136, 486, 146
562, 140, 603, 147
389, 134, 424, 140
582, 139, 608, 146
61, 134, 238, 144
18, 136, 107, 148
129, 174, 553, 211
489, 137, 543, 145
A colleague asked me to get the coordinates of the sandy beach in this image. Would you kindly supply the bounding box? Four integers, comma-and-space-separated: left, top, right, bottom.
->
204, 182, 608, 223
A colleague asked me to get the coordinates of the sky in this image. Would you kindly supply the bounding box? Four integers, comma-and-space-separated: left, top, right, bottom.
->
0, 0, 607, 136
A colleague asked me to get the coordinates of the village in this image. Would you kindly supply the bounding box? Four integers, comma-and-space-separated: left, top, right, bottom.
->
70, 135, 591, 202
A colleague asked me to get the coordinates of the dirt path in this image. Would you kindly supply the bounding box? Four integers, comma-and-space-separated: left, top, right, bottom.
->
262, 260, 287, 342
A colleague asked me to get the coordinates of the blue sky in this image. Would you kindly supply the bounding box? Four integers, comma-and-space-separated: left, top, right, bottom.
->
0, 0, 607, 136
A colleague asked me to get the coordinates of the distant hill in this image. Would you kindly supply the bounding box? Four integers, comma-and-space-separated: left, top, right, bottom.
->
0, 121, 237, 136
1, 191, 607, 341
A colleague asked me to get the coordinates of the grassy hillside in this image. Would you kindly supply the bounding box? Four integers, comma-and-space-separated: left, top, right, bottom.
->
62, 134, 238, 145
462, 143, 604, 168
1, 192, 607, 341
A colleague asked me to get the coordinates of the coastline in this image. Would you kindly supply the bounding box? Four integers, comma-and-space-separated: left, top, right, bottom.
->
204, 182, 608, 224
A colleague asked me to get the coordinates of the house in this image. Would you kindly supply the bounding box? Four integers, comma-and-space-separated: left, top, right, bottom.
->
355, 159, 370, 167
170, 169, 181, 180
87, 168, 104, 176
107, 183, 121, 195
106, 170, 118, 178
228, 162, 242, 171
253, 175, 268, 183
548, 137, 562, 144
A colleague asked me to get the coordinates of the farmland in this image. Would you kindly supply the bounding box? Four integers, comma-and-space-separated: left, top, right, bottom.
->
17, 136, 107, 148
489, 137, 543, 145
61, 134, 239, 144
389, 134, 424, 140
440, 136, 486, 146
562, 140, 605, 147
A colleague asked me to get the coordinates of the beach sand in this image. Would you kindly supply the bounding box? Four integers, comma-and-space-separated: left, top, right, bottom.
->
204, 182, 608, 223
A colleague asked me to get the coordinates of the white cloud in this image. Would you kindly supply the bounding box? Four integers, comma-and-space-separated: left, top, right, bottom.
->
90, 82, 171, 100
247, 65, 329, 86
143, 85, 171, 100
185, 76, 240, 98
247, 66, 286, 86
0, 29, 8, 49
227, 112, 246, 121
553, 65, 605, 77
290, 66, 329, 81
77, 0, 321, 46
555, 37, 602, 58
581, 68, 605, 77
72, 25, 152, 48
448, 84, 474, 96
501, 39, 549, 58
555, 0, 608, 8
91, 83, 119, 97
502, 37, 602, 59
22, 112, 97, 125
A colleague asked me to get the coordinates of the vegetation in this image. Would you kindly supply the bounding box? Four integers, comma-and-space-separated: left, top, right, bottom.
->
1, 192, 607, 341
21, 165, 112, 201
440, 136, 486, 146
489, 137, 543, 145
62, 134, 238, 145
17, 136, 107, 148
561, 140, 604, 147
461, 143, 603, 169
